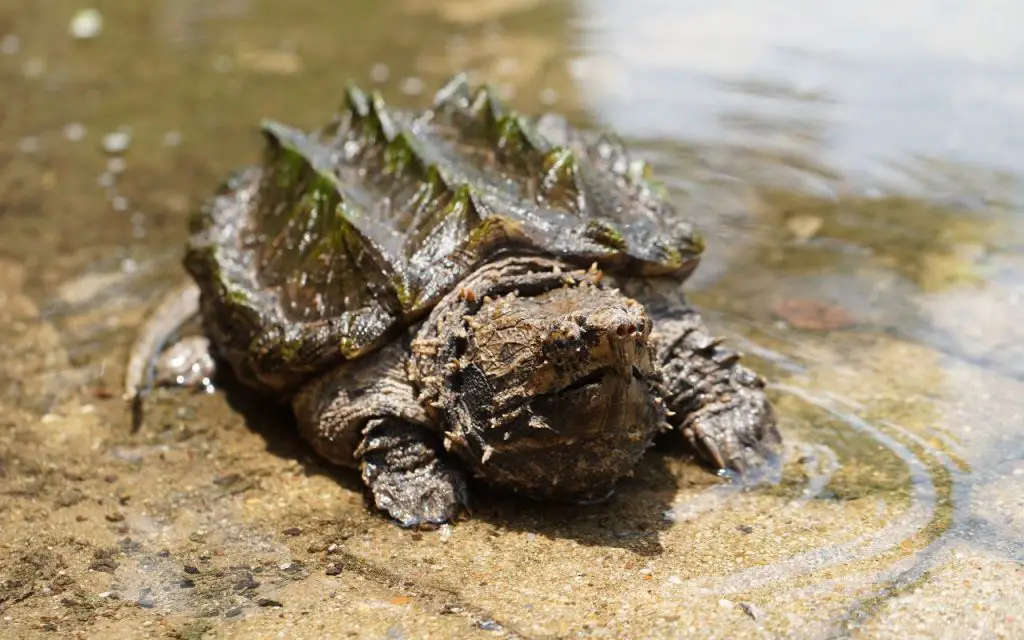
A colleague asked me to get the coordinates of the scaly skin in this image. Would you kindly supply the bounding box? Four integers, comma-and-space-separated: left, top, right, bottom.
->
137, 256, 779, 526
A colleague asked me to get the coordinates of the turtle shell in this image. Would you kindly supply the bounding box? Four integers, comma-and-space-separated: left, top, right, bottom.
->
184, 74, 704, 394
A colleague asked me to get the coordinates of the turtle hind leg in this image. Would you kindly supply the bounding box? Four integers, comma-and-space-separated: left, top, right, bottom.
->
358, 417, 469, 528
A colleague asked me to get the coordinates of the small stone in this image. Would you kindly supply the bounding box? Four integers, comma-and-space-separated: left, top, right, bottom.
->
773, 298, 857, 331
107, 157, 126, 174
495, 56, 519, 76
213, 473, 240, 486
369, 63, 390, 83
63, 122, 86, 141
324, 563, 342, 576
97, 172, 116, 188
224, 606, 243, 618
718, 598, 734, 609
17, 137, 39, 154
739, 601, 764, 620
539, 87, 559, 106
102, 131, 131, 154
400, 76, 425, 96
786, 214, 823, 243
183, 565, 200, 575
0, 34, 20, 55
22, 57, 45, 78
136, 588, 156, 608
69, 9, 103, 40
257, 598, 282, 608
104, 513, 125, 522
282, 527, 302, 537
162, 130, 182, 147
111, 195, 128, 211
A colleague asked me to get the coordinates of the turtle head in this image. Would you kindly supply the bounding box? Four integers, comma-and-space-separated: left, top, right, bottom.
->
434, 265, 666, 501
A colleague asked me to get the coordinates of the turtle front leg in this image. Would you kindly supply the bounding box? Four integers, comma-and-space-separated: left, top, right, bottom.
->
652, 301, 781, 477
357, 417, 469, 528
292, 340, 468, 528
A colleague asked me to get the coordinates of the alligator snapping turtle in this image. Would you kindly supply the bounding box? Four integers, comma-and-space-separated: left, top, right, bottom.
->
126, 74, 781, 527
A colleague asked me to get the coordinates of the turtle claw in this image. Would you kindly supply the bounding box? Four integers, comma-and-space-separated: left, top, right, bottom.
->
681, 386, 780, 478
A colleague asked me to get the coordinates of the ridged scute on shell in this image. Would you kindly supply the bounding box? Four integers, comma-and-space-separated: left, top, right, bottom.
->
184, 75, 704, 393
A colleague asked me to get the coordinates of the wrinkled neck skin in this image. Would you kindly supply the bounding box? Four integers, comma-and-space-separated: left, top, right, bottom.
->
409, 255, 668, 501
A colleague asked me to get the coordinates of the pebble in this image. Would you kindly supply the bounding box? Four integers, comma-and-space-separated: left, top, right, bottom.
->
112, 195, 128, 211
69, 9, 103, 40
539, 88, 559, 106
369, 63, 390, 83
400, 76, 425, 96
107, 157, 126, 174
1, 34, 19, 56
786, 214, 824, 242
495, 56, 519, 77
22, 58, 45, 78
102, 131, 131, 154
162, 130, 182, 147
97, 172, 116, 188
64, 122, 86, 141
17, 137, 39, 154
739, 601, 764, 620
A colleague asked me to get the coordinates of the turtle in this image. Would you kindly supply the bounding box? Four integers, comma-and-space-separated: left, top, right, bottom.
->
125, 74, 781, 528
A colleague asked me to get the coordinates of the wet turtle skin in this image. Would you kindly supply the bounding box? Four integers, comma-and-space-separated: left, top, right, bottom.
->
127, 75, 781, 527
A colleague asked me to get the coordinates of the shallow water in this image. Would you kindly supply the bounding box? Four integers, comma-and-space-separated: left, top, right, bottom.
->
1, 1, 1022, 638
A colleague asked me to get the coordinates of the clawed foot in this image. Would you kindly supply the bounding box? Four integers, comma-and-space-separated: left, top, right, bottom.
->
358, 418, 469, 528
680, 369, 781, 479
